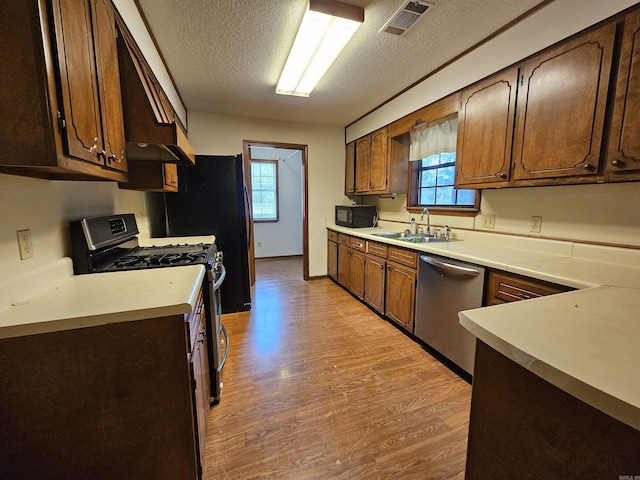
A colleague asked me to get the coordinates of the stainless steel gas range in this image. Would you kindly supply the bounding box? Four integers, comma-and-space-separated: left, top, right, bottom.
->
70, 213, 228, 404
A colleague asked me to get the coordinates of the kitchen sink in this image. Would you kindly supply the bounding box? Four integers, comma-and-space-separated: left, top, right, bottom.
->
371, 231, 402, 238
371, 232, 453, 243
398, 235, 452, 243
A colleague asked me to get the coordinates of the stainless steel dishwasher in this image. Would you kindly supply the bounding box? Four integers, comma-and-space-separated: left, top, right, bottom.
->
414, 254, 485, 376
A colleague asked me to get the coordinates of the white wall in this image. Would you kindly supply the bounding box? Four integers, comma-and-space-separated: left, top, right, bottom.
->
0, 173, 146, 280
250, 147, 303, 258
187, 111, 344, 277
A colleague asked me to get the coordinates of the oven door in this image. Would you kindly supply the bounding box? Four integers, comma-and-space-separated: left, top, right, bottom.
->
205, 264, 228, 404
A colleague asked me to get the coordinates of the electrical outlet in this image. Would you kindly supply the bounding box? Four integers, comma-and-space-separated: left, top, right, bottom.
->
481, 214, 495, 229
257, 242, 262, 247
530, 216, 542, 233
17, 229, 33, 260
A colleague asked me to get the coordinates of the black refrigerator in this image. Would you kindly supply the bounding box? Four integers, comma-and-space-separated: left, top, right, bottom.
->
147, 154, 252, 313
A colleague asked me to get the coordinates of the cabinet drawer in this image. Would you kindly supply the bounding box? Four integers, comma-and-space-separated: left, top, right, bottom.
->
350, 237, 366, 252
486, 270, 571, 305
388, 247, 418, 269
338, 233, 351, 245
327, 230, 338, 242
367, 241, 388, 258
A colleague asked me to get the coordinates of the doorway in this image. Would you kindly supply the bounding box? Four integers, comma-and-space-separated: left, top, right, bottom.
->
243, 140, 309, 281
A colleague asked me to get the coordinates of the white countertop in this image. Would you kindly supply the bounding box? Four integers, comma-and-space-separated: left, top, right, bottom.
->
459, 287, 640, 430
327, 220, 640, 429
0, 257, 205, 340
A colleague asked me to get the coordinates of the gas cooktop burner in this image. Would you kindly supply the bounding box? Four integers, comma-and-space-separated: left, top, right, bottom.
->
99, 243, 215, 271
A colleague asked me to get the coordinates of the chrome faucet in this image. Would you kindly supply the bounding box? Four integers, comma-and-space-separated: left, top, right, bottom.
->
420, 207, 431, 236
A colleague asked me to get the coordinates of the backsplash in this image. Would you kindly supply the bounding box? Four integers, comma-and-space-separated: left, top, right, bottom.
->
357, 181, 640, 248
0, 173, 146, 280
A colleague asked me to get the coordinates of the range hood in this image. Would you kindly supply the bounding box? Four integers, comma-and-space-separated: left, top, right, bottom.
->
116, 20, 195, 165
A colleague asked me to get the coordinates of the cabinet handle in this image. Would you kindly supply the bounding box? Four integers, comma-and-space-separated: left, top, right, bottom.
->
611, 159, 624, 168
583, 163, 595, 171
109, 154, 121, 163
97, 150, 106, 160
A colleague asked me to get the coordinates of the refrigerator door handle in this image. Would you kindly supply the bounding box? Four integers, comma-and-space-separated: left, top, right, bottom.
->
243, 183, 252, 248
419, 255, 481, 277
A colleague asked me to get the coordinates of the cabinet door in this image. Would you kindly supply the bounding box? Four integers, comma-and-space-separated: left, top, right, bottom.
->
385, 262, 416, 333
349, 250, 365, 300
369, 127, 389, 193
164, 163, 178, 191
456, 68, 518, 187
91, 0, 127, 172
327, 240, 338, 281
606, 9, 640, 180
52, 0, 104, 166
191, 314, 209, 474
355, 135, 371, 192
345, 141, 356, 194
364, 255, 385, 314
337, 243, 351, 287
513, 23, 616, 180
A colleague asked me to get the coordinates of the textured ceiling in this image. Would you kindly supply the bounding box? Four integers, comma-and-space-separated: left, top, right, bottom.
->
136, 0, 547, 127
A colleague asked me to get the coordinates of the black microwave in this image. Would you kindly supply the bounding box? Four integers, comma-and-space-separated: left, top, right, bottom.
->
335, 205, 377, 228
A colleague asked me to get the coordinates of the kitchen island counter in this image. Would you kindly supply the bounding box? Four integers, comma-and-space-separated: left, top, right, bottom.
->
460, 286, 640, 430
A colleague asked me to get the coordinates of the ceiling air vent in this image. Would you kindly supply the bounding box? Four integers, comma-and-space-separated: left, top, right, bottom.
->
381, 1, 433, 36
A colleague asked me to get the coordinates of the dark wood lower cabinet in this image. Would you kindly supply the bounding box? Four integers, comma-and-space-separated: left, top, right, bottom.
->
0, 316, 202, 480
337, 243, 350, 287
385, 261, 416, 333
466, 341, 640, 479
364, 255, 386, 314
327, 239, 338, 281
349, 250, 365, 300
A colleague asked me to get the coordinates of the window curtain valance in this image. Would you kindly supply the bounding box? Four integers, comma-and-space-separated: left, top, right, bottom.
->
409, 115, 458, 161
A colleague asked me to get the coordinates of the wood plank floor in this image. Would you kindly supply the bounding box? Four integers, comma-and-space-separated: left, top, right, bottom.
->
203, 256, 471, 479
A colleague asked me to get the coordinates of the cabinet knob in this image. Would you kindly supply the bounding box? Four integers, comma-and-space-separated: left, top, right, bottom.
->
611, 159, 625, 168
499, 172, 507, 179
583, 163, 595, 171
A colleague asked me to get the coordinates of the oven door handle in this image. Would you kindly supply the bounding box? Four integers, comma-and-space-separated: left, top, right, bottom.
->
213, 264, 226, 290
219, 322, 229, 371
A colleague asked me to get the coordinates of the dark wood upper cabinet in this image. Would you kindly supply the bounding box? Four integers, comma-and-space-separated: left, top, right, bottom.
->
456, 68, 518, 188
90, 0, 127, 172
353, 126, 408, 195
355, 135, 372, 193
512, 22, 616, 181
345, 141, 355, 194
369, 127, 389, 192
0, 0, 127, 181
605, 8, 640, 180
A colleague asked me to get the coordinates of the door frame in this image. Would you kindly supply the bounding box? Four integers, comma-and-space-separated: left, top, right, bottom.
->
243, 140, 310, 281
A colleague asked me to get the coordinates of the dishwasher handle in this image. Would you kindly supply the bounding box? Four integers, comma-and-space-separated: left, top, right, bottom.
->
420, 255, 481, 277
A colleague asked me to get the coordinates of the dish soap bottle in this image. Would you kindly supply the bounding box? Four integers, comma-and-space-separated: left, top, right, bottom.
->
410, 217, 417, 234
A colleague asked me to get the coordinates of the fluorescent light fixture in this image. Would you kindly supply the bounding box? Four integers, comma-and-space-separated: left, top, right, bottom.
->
276, 0, 364, 97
